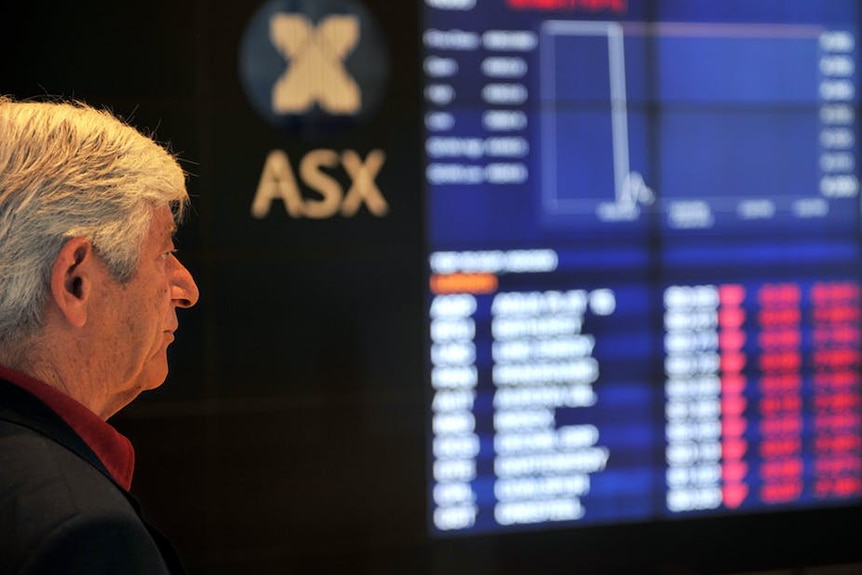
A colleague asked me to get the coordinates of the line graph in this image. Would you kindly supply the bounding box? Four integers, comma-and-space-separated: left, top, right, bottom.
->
540, 20, 653, 222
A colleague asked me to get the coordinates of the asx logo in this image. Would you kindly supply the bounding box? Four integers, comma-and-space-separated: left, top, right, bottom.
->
239, 0, 389, 132
270, 13, 360, 114
240, 0, 391, 219
251, 148, 388, 219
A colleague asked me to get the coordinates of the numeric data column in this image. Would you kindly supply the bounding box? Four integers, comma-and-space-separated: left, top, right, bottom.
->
756, 283, 805, 505
810, 281, 862, 500
664, 285, 723, 512
430, 294, 480, 530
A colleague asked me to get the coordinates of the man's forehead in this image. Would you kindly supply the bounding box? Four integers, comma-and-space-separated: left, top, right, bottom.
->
151, 205, 179, 237
163, 221, 178, 241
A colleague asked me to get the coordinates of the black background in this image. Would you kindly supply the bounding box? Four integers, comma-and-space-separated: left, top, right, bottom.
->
1, 1, 860, 574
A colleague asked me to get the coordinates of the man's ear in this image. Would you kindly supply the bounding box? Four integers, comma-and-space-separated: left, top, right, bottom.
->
49, 237, 96, 328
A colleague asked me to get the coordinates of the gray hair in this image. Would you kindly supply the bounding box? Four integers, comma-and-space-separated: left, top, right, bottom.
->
0, 96, 188, 347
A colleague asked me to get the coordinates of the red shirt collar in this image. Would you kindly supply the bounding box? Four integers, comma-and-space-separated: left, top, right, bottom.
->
0, 364, 135, 490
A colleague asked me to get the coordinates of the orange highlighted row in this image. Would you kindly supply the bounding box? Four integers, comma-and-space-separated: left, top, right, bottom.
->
430, 273, 498, 295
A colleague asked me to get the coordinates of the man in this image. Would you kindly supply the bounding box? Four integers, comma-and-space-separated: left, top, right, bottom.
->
0, 96, 199, 574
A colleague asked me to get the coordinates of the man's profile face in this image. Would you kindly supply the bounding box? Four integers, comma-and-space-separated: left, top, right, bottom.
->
88, 204, 199, 404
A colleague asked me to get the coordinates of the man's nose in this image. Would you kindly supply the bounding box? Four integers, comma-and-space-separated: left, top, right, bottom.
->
170, 255, 200, 308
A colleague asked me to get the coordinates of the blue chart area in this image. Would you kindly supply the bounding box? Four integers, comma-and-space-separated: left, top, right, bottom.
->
540, 22, 858, 235
658, 28, 824, 232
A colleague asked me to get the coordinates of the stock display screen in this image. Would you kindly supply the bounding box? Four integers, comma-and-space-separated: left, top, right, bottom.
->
422, 0, 862, 535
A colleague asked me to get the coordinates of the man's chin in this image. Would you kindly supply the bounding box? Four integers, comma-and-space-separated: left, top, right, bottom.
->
143, 373, 169, 392
139, 360, 170, 393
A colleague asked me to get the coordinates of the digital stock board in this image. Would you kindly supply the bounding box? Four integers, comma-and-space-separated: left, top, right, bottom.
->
422, 0, 862, 536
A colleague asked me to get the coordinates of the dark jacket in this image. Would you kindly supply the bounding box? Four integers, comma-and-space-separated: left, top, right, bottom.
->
0, 378, 184, 574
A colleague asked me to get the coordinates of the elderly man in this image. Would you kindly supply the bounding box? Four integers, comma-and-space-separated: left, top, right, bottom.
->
0, 96, 199, 574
